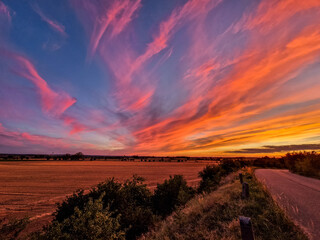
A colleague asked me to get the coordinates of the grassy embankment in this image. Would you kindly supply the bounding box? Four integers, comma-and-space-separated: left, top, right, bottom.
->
141, 168, 307, 240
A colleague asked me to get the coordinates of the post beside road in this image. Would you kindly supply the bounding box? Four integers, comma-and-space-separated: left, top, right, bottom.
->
239, 216, 255, 240
242, 182, 249, 199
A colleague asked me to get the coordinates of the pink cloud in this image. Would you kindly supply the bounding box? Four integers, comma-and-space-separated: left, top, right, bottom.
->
72, 0, 141, 58
0, 1, 11, 21
32, 4, 67, 37
62, 116, 88, 135
2, 50, 76, 116
0, 123, 69, 149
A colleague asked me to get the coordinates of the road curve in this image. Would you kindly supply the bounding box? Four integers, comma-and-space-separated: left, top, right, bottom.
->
255, 169, 320, 240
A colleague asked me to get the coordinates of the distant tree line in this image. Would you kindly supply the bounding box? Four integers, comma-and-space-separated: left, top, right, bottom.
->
252, 151, 320, 178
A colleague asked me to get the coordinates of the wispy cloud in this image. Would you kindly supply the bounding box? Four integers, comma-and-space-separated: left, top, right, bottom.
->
1, 50, 76, 116
32, 4, 67, 37
0, 0, 12, 21
72, 0, 141, 58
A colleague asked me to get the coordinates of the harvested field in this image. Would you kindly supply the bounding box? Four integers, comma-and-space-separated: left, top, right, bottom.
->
0, 160, 209, 222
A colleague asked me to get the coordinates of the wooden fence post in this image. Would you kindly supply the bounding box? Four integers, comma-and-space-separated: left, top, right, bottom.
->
239, 216, 255, 240
242, 182, 249, 198
239, 173, 243, 184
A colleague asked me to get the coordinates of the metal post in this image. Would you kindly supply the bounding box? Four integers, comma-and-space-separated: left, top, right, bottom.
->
242, 182, 249, 199
239, 216, 255, 240
239, 173, 243, 184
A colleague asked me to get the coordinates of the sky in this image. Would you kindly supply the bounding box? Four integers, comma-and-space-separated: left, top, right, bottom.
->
0, 0, 320, 156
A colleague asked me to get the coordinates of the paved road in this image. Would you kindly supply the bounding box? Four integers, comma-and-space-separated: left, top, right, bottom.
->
255, 169, 320, 240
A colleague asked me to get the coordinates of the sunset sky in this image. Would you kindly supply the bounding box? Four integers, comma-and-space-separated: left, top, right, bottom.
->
1, 0, 320, 156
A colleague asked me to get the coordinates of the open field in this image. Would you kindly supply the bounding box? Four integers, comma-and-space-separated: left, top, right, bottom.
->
0, 160, 210, 222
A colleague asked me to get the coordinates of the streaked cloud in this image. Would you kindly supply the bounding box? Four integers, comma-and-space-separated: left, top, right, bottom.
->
1, 50, 76, 116
0, 1, 11, 21
228, 144, 320, 154
32, 4, 67, 37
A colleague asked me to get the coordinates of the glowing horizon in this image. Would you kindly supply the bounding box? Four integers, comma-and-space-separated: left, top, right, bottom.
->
1, 0, 320, 156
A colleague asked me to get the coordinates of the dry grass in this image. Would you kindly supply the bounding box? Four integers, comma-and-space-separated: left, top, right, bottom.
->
140, 168, 308, 240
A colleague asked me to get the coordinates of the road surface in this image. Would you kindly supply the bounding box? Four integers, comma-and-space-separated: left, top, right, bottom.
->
255, 169, 320, 240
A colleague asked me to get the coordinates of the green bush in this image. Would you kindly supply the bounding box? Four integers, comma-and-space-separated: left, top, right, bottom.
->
197, 165, 222, 193
52, 176, 153, 240
219, 159, 241, 176
33, 195, 125, 240
197, 160, 242, 193
152, 175, 195, 217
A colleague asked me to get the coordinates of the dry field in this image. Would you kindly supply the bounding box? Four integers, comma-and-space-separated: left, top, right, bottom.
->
0, 160, 210, 223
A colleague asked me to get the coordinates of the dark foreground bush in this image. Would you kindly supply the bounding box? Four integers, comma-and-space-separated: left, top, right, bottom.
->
152, 175, 195, 217
197, 165, 222, 193
32, 195, 125, 240
198, 160, 241, 193
0, 217, 29, 240
34, 174, 196, 240
49, 176, 153, 240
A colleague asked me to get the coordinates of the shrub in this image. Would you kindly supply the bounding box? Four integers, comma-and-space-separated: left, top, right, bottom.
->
197, 165, 222, 193
219, 159, 241, 176
33, 195, 125, 240
52, 176, 153, 240
0, 217, 29, 240
197, 160, 242, 193
35, 174, 198, 239
152, 175, 195, 217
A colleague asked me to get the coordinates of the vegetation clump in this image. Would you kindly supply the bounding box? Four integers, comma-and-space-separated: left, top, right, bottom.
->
51, 175, 153, 240
0, 217, 29, 240
33, 195, 125, 240
252, 151, 320, 178
283, 151, 320, 178
32, 174, 199, 240
198, 160, 241, 193
152, 175, 195, 217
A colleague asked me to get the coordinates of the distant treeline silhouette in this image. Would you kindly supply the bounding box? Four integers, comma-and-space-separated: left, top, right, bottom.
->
252, 151, 320, 178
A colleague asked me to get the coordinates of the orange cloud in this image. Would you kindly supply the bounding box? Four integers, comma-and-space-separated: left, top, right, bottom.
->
233, 0, 320, 33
